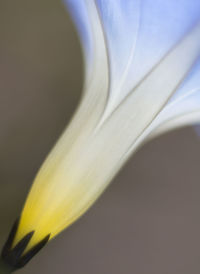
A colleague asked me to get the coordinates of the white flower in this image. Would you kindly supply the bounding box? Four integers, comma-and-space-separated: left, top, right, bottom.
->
6, 0, 200, 260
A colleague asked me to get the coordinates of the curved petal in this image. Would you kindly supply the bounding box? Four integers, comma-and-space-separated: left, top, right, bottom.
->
150, 57, 200, 138
58, 1, 110, 153
97, 24, 200, 165
65, 0, 200, 124
65, 0, 200, 142
95, 0, 200, 114
64, 0, 93, 61
11, 1, 200, 254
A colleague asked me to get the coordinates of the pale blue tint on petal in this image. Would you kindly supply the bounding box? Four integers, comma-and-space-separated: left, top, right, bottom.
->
169, 58, 200, 102
63, 0, 93, 61
96, 0, 200, 105
95, 0, 140, 78
95, 0, 140, 105
156, 57, 200, 126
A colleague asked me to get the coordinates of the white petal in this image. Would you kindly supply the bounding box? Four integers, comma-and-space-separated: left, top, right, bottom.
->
95, 0, 200, 114
94, 23, 200, 168
61, 1, 110, 148
13, 2, 200, 250
149, 57, 200, 138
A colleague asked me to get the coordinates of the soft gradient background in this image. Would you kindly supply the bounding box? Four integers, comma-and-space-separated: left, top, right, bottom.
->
0, 1, 200, 273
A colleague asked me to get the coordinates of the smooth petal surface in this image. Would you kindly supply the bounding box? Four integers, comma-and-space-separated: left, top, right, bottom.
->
151, 57, 200, 137
68, 0, 200, 115
12, 0, 200, 253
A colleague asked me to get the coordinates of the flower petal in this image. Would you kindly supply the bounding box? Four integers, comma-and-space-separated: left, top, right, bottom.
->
61, 1, 110, 147
14, 22, 200, 252
65, 0, 200, 121
95, 23, 200, 165
95, 0, 200, 113
11, 1, 200, 253
150, 57, 200, 138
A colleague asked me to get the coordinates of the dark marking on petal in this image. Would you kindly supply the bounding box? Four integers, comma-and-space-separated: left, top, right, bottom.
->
0, 218, 50, 271
10, 231, 34, 264
16, 234, 50, 268
1, 219, 20, 257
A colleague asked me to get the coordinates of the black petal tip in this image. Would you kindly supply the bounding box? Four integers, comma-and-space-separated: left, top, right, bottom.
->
16, 234, 50, 269
1, 218, 50, 271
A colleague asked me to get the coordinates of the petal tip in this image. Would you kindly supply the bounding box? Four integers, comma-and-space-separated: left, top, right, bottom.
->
1, 218, 50, 271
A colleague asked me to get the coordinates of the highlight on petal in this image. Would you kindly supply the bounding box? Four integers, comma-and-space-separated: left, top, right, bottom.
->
2, 0, 200, 267
150, 57, 200, 138
95, 0, 200, 114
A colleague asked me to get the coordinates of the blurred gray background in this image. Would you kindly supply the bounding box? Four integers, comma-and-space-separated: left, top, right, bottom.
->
0, 1, 200, 273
